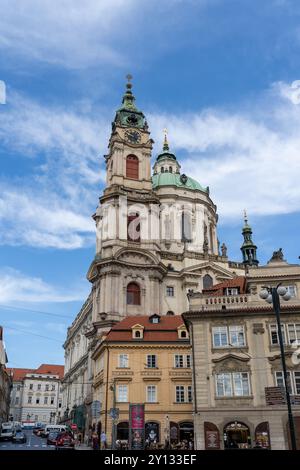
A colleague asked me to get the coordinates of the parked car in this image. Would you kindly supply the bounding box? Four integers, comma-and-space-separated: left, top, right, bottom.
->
55, 432, 75, 450
47, 432, 60, 446
12, 431, 27, 444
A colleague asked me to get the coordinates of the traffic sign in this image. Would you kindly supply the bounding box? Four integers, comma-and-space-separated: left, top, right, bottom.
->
109, 408, 119, 420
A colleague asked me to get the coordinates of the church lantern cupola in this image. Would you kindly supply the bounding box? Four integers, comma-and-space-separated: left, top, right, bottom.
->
241, 211, 259, 267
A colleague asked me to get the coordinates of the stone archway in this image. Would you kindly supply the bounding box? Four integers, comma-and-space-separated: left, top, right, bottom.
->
223, 421, 251, 449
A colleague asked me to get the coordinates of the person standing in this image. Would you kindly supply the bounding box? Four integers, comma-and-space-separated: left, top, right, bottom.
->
100, 431, 107, 450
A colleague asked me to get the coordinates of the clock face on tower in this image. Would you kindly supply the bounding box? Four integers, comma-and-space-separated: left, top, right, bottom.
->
124, 130, 141, 144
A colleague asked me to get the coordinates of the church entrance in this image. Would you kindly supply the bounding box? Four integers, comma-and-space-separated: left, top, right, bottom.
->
223, 421, 251, 449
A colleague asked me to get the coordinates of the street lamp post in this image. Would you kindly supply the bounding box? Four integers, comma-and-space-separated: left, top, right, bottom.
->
260, 284, 297, 450
110, 381, 117, 450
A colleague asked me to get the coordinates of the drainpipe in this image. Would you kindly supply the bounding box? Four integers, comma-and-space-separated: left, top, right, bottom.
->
188, 320, 198, 448
104, 345, 110, 434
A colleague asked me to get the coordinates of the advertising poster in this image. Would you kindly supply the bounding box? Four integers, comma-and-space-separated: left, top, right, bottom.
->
129, 404, 145, 450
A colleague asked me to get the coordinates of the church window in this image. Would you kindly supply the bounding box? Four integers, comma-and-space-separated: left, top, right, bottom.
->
166, 286, 174, 297
203, 274, 213, 289
126, 154, 139, 180
127, 282, 141, 305
161, 167, 164, 173
169, 166, 173, 173
127, 213, 140, 242
181, 212, 192, 242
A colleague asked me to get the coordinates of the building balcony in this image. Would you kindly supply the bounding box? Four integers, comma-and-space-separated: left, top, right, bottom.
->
189, 293, 300, 312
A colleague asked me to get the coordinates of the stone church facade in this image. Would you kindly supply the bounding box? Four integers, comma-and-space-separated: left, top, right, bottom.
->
62, 78, 246, 431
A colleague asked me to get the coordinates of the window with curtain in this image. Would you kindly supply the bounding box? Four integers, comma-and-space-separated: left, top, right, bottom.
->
126, 154, 139, 179
127, 282, 141, 305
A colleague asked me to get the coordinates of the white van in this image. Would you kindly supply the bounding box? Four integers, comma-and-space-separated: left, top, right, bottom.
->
0, 422, 15, 441
44, 424, 67, 436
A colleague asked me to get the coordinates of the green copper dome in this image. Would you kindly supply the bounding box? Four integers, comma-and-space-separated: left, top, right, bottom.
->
152, 172, 207, 192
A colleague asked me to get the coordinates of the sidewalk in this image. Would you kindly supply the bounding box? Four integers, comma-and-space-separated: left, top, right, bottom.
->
75, 443, 93, 451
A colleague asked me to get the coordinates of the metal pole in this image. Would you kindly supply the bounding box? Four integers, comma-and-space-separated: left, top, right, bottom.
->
271, 287, 297, 450
111, 381, 116, 450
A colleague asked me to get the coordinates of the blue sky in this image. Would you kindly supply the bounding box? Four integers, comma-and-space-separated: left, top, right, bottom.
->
1, 0, 300, 368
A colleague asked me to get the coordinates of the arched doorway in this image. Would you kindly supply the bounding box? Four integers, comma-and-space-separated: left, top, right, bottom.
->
179, 422, 194, 444
145, 422, 160, 447
117, 421, 129, 450
224, 421, 251, 449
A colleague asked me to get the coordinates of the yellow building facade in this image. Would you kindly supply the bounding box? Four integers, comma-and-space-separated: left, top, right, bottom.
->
92, 314, 193, 448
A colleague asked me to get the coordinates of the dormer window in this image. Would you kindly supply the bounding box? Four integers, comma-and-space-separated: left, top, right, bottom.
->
132, 324, 144, 339
177, 326, 188, 339
149, 314, 160, 324
225, 288, 239, 296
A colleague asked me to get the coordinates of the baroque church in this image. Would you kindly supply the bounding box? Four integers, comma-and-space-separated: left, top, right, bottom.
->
62, 78, 259, 425
86, 77, 257, 330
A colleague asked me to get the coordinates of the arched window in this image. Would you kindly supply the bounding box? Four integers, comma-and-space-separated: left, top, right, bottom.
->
127, 282, 141, 305
161, 167, 164, 173
135, 330, 141, 338
169, 166, 173, 173
127, 213, 140, 242
126, 154, 139, 180
180, 330, 187, 338
166, 310, 174, 316
203, 274, 213, 289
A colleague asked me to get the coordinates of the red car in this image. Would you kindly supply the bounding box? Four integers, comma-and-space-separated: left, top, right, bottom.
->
55, 432, 75, 450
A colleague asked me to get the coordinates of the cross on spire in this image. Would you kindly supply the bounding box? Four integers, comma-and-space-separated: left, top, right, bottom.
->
163, 128, 169, 151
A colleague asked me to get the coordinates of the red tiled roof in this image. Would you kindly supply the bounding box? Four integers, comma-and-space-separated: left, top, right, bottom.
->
7, 368, 34, 381
106, 315, 187, 343
35, 364, 64, 378
8, 364, 64, 381
203, 276, 246, 296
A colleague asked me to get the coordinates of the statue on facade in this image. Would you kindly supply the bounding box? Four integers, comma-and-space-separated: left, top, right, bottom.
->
269, 248, 284, 262
221, 242, 227, 257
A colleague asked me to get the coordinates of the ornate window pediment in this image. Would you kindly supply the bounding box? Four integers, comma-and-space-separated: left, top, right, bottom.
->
212, 354, 250, 373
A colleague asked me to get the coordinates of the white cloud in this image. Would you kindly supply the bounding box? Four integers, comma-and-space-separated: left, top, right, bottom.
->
0, 91, 107, 248
148, 81, 300, 219
1, 81, 300, 249
0, 0, 138, 68
0, 267, 88, 303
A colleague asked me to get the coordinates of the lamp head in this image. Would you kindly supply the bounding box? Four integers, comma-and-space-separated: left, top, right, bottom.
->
282, 292, 291, 301
277, 286, 287, 296
259, 289, 269, 300
266, 294, 273, 304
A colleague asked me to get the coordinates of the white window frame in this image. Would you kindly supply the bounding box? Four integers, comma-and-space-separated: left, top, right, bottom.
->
186, 355, 191, 368
117, 385, 128, 402
215, 372, 250, 397
225, 288, 238, 296
119, 354, 129, 368
175, 385, 185, 403
212, 325, 246, 348
146, 355, 157, 368
229, 325, 245, 347
287, 324, 300, 345
275, 371, 300, 395
174, 355, 184, 368
146, 385, 157, 403
269, 324, 287, 345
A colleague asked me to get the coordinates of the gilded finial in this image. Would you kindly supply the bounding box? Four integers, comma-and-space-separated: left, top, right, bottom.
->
163, 128, 169, 151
